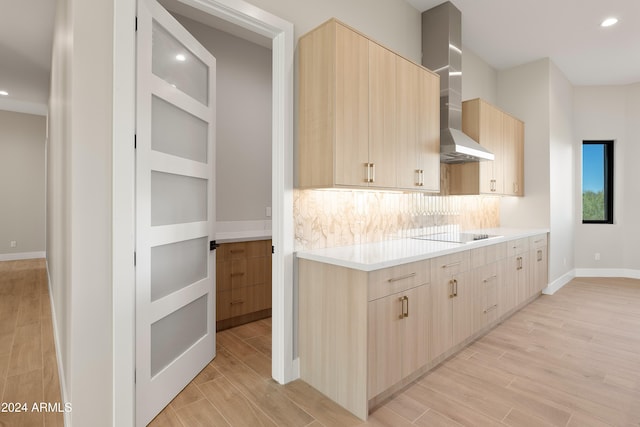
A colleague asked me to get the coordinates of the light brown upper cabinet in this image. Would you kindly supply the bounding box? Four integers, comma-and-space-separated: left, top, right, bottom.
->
448, 98, 525, 196
298, 19, 440, 191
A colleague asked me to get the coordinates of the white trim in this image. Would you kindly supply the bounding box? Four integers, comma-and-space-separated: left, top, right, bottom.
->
575, 268, 640, 279
215, 220, 272, 241
45, 260, 71, 427
112, 0, 136, 425
113, 1, 295, 425
0, 99, 48, 116
542, 270, 575, 295
0, 251, 46, 261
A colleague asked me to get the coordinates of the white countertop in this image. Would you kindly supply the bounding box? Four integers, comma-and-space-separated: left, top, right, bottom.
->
295, 228, 549, 272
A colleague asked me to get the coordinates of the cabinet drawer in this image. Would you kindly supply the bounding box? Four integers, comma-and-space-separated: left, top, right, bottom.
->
368, 260, 430, 301
507, 238, 529, 256
217, 282, 271, 320
470, 242, 507, 268
431, 251, 470, 278
529, 234, 547, 250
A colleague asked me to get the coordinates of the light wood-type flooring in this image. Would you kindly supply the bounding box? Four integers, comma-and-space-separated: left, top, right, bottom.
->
153, 276, 640, 427
0, 259, 64, 427
3, 259, 640, 426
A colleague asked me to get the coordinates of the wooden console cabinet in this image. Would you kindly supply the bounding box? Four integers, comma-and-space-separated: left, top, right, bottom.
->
216, 239, 271, 331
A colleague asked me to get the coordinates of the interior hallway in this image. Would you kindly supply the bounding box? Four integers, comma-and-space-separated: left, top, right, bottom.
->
0, 259, 63, 427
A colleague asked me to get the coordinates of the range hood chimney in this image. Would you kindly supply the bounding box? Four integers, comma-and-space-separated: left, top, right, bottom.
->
422, 2, 494, 163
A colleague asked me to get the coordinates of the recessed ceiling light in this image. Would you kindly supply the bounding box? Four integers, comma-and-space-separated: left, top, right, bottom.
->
601, 17, 618, 27
175, 54, 186, 62
0, 90, 8, 96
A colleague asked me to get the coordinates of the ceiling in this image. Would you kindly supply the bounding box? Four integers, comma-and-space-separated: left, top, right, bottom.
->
408, 0, 640, 86
1, 0, 639, 114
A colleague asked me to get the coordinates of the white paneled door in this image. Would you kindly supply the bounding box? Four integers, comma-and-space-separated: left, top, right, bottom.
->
135, 0, 216, 425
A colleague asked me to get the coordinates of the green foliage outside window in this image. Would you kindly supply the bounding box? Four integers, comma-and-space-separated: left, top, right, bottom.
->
582, 190, 605, 221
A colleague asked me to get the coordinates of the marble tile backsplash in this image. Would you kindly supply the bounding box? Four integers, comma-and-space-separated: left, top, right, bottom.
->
294, 189, 500, 250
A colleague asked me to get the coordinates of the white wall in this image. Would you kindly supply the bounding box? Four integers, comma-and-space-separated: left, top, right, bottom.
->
573, 84, 640, 272
246, 0, 421, 61
497, 59, 551, 230
461, 46, 497, 104
0, 110, 46, 258
174, 14, 272, 223
48, 0, 114, 425
548, 61, 575, 282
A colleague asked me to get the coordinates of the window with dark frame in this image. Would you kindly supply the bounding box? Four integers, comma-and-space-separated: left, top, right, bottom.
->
582, 140, 614, 224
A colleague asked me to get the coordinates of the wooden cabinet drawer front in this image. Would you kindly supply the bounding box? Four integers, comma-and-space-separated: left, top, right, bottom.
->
507, 238, 529, 256
368, 260, 430, 301
431, 251, 470, 278
529, 234, 547, 250
470, 242, 507, 268
217, 283, 271, 320
246, 239, 272, 257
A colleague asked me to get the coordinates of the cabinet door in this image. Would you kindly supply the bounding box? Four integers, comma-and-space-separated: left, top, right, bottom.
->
401, 284, 431, 377
368, 293, 403, 398
512, 254, 530, 305
531, 245, 548, 293
396, 56, 420, 189
418, 68, 440, 192
452, 271, 473, 347
430, 275, 453, 360
499, 258, 517, 318
479, 103, 503, 194
335, 23, 370, 186
502, 115, 524, 196
369, 41, 396, 188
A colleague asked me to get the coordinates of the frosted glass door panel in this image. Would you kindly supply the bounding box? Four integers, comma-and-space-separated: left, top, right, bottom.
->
150, 295, 208, 376
152, 96, 208, 163
152, 20, 209, 105
151, 171, 207, 226
151, 237, 207, 301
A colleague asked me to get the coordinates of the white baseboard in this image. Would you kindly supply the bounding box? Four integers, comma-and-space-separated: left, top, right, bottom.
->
0, 251, 46, 261
575, 268, 640, 279
45, 260, 71, 427
542, 270, 576, 295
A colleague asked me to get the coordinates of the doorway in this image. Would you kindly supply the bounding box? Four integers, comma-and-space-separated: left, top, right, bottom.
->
112, 0, 294, 425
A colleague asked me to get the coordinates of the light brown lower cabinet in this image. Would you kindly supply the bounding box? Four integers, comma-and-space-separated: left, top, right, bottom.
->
216, 239, 272, 331
430, 251, 472, 360
298, 233, 548, 420
368, 283, 430, 398
530, 234, 548, 293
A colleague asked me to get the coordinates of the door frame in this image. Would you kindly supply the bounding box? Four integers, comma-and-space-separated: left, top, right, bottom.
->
112, 0, 295, 425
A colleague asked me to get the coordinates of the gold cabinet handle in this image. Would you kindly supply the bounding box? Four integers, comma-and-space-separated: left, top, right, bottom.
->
484, 304, 498, 314
441, 261, 461, 269
453, 279, 458, 297
388, 272, 416, 283
364, 163, 371, 183
415, 169, 422, 186
230, 299, 244, 305
483, 275, 497, 283
371, 163, 376, 183
230, 249, 245, 254
230, 272, 245, 277
516, 256, 523, 270
448, 279, 455, 298
537, 249, 543, 262
398, 296, 409, 319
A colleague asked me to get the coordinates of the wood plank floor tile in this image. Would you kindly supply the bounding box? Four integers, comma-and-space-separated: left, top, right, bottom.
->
245, 334, 272, 357
169, 382, 205, 411
364, 406, 417, 427
198, 376, 277, 426
227, 320, 271, 340
192, 362, 223, 385
8, 323, 42, 376
413, 408, 464, 427
282, 379, 363, 427
216, 329, 260, 360
174, 398, 232, 427
149, 404, 185, 427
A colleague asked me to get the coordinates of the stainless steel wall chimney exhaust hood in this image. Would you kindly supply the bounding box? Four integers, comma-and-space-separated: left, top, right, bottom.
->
422, 2, 494, 163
